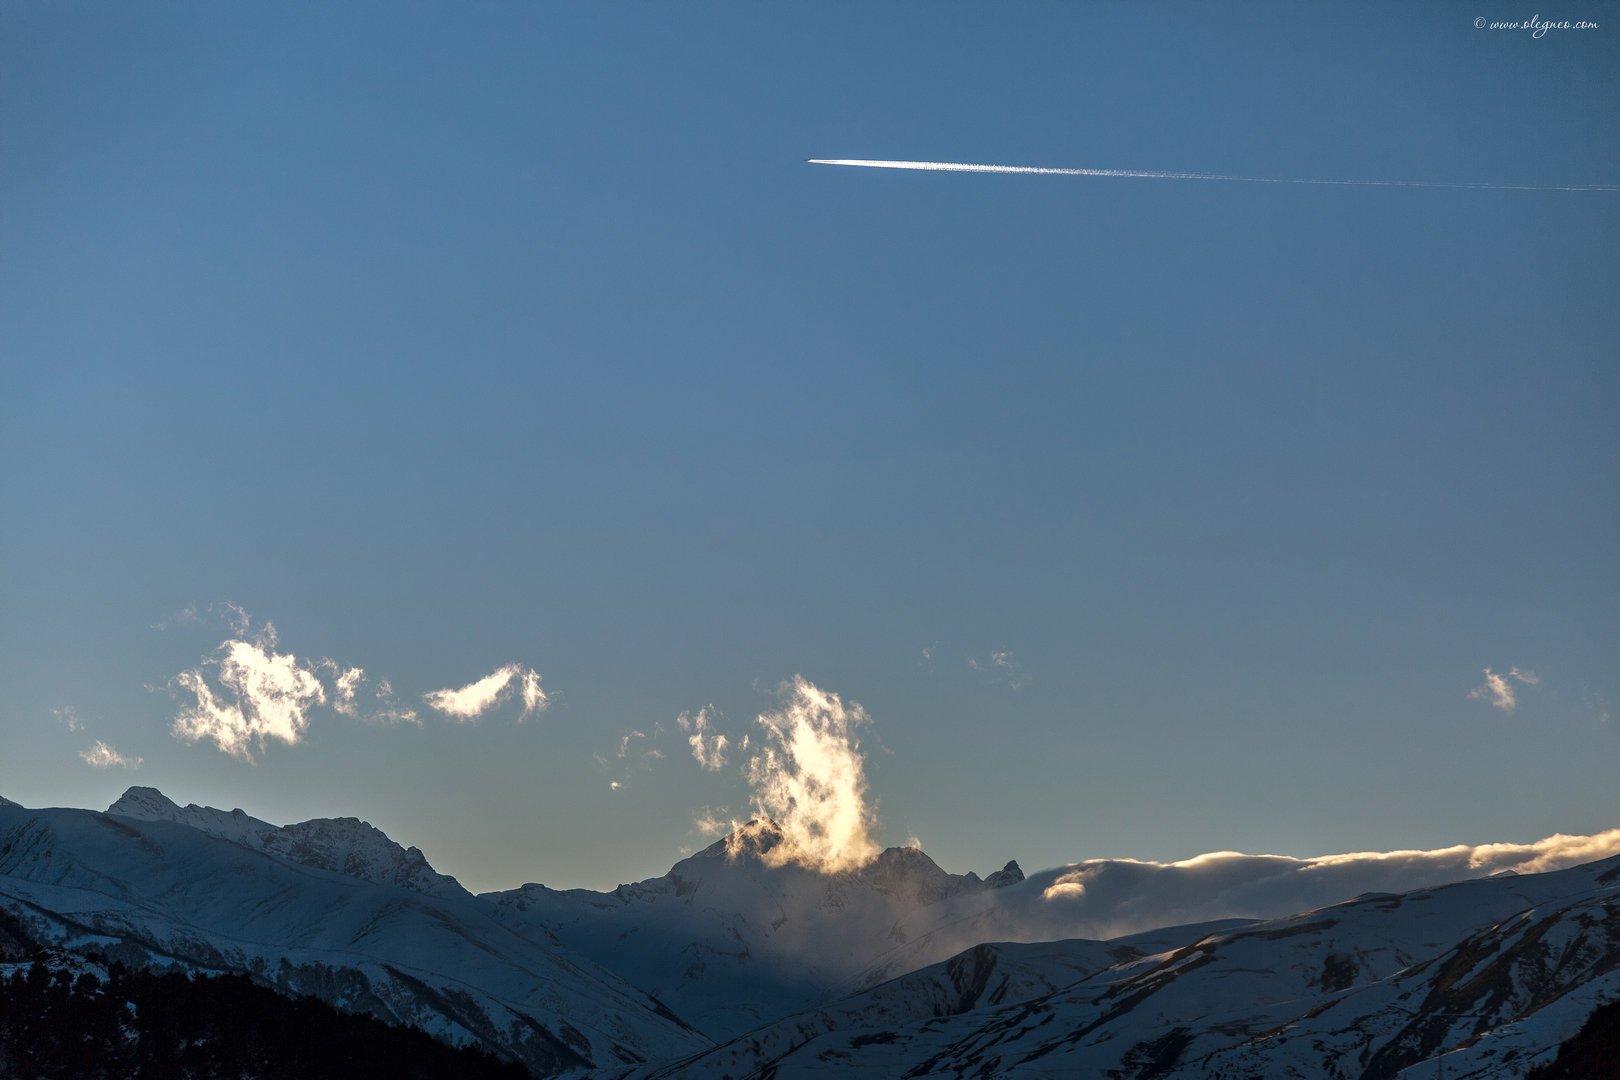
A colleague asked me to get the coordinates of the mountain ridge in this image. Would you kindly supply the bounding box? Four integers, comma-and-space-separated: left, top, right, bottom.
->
2, 787, 1616, 1077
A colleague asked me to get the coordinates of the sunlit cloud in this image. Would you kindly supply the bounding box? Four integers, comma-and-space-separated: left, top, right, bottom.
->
1036, 829, 1620, 934
1469, 665, 1540, 712
423, 663, 549, 722
678, 706, 729, 771
316, 660, 367, 718
741, 676, 878, 873
220, 600, 253, 638
692, 808, 736, 837
370, 680, 420, 726
80, 740, 142, 770
173, 626, 327, 761
52, 705, 83, 733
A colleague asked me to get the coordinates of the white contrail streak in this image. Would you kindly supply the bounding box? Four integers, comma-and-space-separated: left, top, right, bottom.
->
807, 159, 1620, 193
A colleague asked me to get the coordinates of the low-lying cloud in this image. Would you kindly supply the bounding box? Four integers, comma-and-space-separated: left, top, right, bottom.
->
1031, 828, 1620, 937
742, 676, 878, 873
423, 664, 548, 722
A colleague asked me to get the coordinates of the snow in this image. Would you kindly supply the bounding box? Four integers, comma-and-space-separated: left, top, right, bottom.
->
5, 788, 1617, 1077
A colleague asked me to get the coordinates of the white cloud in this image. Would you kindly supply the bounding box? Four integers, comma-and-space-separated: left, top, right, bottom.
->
692, 808, 736, 837
678, 706, 729, 771
1032, 829, 1620, 937
423, 663, 549, 722
52, 706, 83, 733
322, 662, 366, 717
80, 740, 141, 769
173, 636, 327, 761
371, 680, 420, 726
742, 676, 878, 873
1469, 665, 1540, 712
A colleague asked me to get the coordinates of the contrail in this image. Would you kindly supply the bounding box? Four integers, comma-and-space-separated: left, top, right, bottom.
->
807, 158, 1620, 194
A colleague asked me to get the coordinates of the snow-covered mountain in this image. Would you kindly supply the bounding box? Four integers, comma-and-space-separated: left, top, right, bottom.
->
0, 798, 706, 1075
484, 821, 1027, 1039
1, 787, 1615, 1078
655, 854, 1620, 1078
108, 785, 471, 900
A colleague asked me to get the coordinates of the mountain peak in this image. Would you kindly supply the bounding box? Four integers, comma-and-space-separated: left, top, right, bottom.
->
690, 819, 789, 864
104, 787, 467, 900
107, 785, 180, 818
985, 860, 1024, 888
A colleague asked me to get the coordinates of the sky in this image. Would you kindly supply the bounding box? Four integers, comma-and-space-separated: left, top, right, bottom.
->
2, 1, 1616, 894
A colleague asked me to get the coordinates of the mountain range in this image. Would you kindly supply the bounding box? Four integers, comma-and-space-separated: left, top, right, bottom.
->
1, 787, 1614, 1077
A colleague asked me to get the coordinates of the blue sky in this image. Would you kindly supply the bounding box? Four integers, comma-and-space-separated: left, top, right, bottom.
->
2, 1, 1616, 892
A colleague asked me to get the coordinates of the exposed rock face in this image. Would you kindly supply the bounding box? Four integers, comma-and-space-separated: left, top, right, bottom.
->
985, 859, 1025, 888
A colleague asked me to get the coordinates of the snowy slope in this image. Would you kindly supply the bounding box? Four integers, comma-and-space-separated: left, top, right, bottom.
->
5, 789, 1616, 1078
483, 822, 1029, 1041
667, 853, 1620, 1078
108, 785, 470, 900
0, 802, 709, 1076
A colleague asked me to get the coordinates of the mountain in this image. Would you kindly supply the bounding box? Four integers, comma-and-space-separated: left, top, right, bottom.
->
483, 821, 1029, 1040
654, 853, 1620, 1078
2, 788, 1617, 1078
0, 798, 708, 1076
108, 785, 471, 900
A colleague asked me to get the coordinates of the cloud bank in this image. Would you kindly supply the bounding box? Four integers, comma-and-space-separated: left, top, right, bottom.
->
424, 664, 548, 722
742, 676, 878, 873
1031, 828, 1620, 938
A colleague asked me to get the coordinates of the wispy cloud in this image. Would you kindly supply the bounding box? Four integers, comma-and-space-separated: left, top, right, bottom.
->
742, 676, 878, 872
149, 602, 201, 632
808, 158, 1620, 194
678, 706, 729, 771
52, 705, 83, 733
321, 662, 367, 718
1469, 665, 1540, 712
423, 664, 549, 722
370, 680, 420, 726
966, 648, 1032, 690
80, 740, 142, 769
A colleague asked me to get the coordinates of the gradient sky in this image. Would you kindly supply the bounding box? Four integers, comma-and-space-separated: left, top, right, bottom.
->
3, 1, 1616, 893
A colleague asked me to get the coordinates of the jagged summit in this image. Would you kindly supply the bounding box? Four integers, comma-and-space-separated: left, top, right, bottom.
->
986, 859, 1024, 888
681, 818, 1019, 902
106, 786, 467, 900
